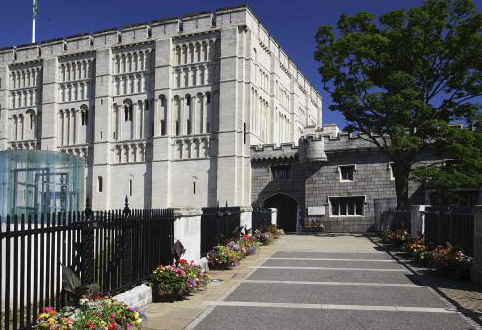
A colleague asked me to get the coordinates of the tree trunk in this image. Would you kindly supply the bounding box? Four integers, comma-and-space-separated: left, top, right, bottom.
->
392, 162, 411, 211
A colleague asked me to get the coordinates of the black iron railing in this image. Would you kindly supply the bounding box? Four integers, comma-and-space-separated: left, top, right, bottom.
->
200, 207, 241, 257
252, 207, 272, 231
425, 206, 474, 256
0, 206, 174, 330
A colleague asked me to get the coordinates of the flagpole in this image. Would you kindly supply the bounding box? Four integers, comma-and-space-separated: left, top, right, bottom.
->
32, 18, 36, 43
32, 0, 36, 43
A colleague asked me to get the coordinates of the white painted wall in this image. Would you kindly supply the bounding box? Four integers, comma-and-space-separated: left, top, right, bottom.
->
173, 209, 202, 263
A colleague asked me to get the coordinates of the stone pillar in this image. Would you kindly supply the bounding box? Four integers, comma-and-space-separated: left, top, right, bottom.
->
132, 103, 137, 140
173, 208, 202, 263
410, 205, 430, 238
270, 208, 278, 226
240, 206, 253, 231
472, 206, 482, 285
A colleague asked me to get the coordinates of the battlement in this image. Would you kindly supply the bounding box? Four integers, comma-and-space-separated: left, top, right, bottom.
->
250, 124, 381, 163
0, 4, 321, 102
250, 143, 299, 161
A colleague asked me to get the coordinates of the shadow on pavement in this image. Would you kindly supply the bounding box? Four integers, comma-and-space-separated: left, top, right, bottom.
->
368, 236, 482, 327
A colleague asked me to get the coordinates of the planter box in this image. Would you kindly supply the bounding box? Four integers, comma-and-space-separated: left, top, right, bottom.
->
151, 283, 184, 303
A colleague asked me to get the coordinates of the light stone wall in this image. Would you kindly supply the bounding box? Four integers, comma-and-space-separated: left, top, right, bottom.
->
0, 5, 321, 210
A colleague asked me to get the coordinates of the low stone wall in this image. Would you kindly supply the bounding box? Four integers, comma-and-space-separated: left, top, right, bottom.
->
472, 206, 482, 285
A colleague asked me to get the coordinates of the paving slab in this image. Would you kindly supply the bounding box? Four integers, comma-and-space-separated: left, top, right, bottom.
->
248, 267, 416, 284
272, 251, 392, 260
192, 306, 474, 330
224, 282, 447, 308
263, 258, 405, 269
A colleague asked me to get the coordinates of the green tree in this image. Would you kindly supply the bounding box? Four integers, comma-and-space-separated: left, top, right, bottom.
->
314, 0, 482, 210
412, 125, 482, 205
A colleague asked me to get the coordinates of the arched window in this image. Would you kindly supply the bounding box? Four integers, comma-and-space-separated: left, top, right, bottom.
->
81, 110, 88, 126
124, 105, 130, 121
29, 113, 34, 130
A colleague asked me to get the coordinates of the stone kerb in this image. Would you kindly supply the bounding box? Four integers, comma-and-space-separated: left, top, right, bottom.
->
172, 208, 202, 263
410, 205, 430, 238
472, 206, 482, 285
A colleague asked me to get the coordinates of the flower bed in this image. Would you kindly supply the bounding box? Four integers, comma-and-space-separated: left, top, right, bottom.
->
381, 229, 472, 280
207, 225, 283, 269
381, 228, 411, 246
34, 294, 143, 329
254, 228, 274, 245
150, 260, 211, 302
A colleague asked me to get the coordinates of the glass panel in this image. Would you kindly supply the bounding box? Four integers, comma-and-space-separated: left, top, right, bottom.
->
0, 150, 84, 220
347, 201, 355, 215
340, 201, 347, 215
356, 200, 363, 215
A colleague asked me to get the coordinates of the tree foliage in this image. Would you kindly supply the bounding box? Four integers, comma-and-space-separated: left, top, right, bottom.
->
412, 126, 482, 204
314, 0, 482, 209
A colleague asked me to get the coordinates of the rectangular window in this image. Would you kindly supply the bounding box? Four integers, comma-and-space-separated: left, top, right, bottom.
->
175, 121, 179, 136
271, 165, 292, 180
160, 120, 166, 136
389, 163, 395, 180
329, 196, 365, 216
339, 165, 355, 181
129, 179, 132, 197
97, 176, 103, 193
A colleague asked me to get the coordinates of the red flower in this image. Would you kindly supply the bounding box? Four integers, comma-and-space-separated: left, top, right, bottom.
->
88, 322, 95, 329
179, 259, 188, 264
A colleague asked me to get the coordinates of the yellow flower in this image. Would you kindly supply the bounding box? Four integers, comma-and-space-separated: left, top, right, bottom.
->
48, 318, 56, 324
134, 312, 139, 319
39, 313, 50, 319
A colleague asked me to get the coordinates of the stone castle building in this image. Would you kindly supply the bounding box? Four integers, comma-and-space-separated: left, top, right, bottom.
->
0, 5, 429, 232
0, 5, 321, 212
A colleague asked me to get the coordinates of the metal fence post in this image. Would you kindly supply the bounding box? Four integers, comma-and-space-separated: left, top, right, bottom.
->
80, 221, 95, 285
122, 205, 133, 287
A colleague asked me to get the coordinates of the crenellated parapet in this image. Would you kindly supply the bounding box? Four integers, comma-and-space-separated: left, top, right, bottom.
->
0, 5, 322, 103
299, 133, 327, 163
322, 132, 380, 152
250, 143, 299, 161
250, 124, 382, 164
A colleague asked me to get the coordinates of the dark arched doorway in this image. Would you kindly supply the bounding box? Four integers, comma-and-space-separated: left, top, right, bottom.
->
263, 194, 298, 232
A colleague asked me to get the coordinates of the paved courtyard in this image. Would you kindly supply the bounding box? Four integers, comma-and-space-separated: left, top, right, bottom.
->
143, 235, 482, 330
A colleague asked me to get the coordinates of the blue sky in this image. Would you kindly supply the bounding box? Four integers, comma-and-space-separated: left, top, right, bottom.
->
1, 0, 481, 128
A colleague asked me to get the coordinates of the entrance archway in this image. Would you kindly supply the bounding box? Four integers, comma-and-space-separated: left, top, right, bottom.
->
263, 193, 298, 232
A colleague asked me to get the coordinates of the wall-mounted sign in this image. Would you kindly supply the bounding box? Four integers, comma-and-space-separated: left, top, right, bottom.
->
307, 206, 325, 216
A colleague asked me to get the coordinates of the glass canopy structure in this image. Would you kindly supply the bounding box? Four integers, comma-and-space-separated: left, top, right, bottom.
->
0, 150, 84, 219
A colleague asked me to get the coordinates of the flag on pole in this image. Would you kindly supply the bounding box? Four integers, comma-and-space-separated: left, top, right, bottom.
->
33, 0, 38, 19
